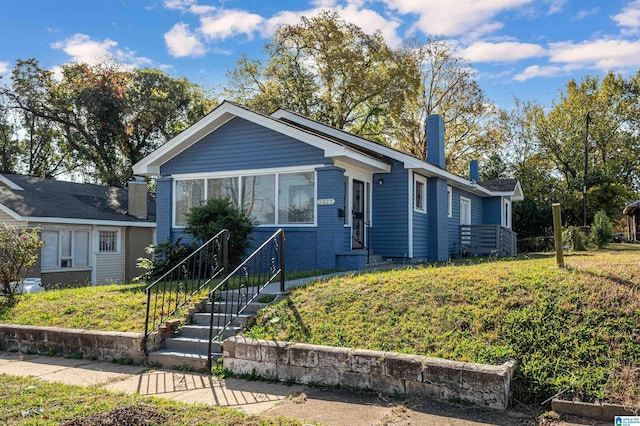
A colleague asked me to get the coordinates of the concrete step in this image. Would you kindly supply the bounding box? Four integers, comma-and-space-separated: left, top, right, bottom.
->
179, 324, 242, 340
190, 312, 252, 327
204, 301, 270, 315
147, 350, 222, 371
163, 336, 217, 354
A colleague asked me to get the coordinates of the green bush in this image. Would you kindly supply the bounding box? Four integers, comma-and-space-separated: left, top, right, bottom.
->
562, 226, 588, 251
136, 239, 197, 281
185, 198, 255, 266
0, 225, 44, 301
590, 210, 613, 248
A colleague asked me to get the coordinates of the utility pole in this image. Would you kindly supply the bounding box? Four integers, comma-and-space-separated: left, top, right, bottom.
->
583, 112, 590, 228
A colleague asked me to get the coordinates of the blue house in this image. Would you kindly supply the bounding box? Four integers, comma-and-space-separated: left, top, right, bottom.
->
133, 101, 523, 271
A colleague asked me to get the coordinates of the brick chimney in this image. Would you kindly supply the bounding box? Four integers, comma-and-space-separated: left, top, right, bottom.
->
426, 114, 445, 169
128, 178, 148, 219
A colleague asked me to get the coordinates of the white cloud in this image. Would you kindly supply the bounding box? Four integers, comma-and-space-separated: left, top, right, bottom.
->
460, 41, 547, 63
549, 39, 640, 69
574, 8, 599, 20
51, 33, 154, 67
513, 64, 564, 81
545, 0, 566, 15
0, 61, 8, 74
164, 22, 206, 57
200, 9, 264, 40
381, 0, 533, 37
51, 34, 118, 65
612, 0, 640, 32
163, 0, 195, 11
189, 4, 215, 15
263, 5, 402, 46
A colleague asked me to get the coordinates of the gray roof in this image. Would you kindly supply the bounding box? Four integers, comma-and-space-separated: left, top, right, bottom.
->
623, 200, 640, 215
0, 174, 155, 223
478, 179, 519, 192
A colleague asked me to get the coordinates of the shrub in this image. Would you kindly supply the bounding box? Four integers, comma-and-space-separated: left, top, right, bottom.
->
0, 225, 44, 301
590, 210, 613, 248
185, 198, 255, 266
562, 226, 588, 251
136, 239, 197, 282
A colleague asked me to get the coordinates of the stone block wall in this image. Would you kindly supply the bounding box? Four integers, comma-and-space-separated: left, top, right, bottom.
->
0, 324, 146, 363
223, 337, 515, 410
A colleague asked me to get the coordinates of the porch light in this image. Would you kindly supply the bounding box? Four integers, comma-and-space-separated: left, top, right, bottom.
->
378, 179, 384, 185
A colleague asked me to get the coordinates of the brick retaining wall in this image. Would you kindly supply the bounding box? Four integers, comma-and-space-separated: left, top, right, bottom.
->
223, 337, 515, 410
0, 324, 147, 362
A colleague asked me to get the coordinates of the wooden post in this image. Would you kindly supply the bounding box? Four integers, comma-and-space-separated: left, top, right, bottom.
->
552, 203, 564, 268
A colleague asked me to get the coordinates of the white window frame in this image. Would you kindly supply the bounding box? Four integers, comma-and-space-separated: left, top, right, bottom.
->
502, 198, 512, 229
41, 227, 92, 271
414, 173, 427, 214
172, 166, 319, 228
447, 185, 453, 218
460, 196, 471, 225
98, 229, 120, 253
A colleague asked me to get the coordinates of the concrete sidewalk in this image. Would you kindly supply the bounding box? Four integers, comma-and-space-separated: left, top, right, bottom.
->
0, 351, 601, 426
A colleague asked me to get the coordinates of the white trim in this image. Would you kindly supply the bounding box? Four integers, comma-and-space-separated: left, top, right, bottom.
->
447, 185, 453, 218
0, 202, 24, 221
25, 216, 155, 228
133, 101, 390, 176
170, 164, 324, 180
91, 225, 98, 285
97, 228, 121, 254
502, 198, 512, 229
41, 227, 92, 272
172, 168, 319, 228
413, 173, 427, 214
408, 171, 413, 258
0, 175, 23, 190
460, 196, 471, 225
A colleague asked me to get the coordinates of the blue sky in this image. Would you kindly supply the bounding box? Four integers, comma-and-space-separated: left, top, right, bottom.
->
2, 0, 639, 109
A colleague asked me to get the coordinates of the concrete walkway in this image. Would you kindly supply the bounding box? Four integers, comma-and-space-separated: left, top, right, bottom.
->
0, 351, 602, 426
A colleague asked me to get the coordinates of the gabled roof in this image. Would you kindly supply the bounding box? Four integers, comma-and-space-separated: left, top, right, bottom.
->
133, 101, 391, 176
478, 179, 524, 201
0, 174, 156, 227
623, 200, 640, 215
133, 100, 522, 200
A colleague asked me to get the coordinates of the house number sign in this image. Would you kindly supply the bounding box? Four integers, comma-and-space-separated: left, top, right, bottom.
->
317, 198, 336, 205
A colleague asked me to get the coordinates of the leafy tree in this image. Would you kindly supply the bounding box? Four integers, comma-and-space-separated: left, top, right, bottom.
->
3, 59, 215, 186
186, 198, 255, 266
224, 10, 421, 144
393, 38, 500, 175
0, 225, 44, 302
479, 152, 508, 181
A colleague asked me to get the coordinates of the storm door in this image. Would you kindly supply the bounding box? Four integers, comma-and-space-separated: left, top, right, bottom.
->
352, 179, 366, 249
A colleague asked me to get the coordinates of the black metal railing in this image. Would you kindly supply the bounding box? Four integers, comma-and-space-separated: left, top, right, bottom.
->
143, 229, 229, 352
206, 229, 285, 369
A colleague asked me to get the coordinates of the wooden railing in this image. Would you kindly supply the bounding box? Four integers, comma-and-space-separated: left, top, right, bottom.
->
460, 225, 517, 257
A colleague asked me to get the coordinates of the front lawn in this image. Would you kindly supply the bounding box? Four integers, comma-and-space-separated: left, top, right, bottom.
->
0, 283, 148, 332
246, 244, 640, 404
0, 374, 306, 425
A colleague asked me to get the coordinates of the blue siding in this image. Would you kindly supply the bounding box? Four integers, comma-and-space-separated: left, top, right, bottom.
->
155, 177, 173, 244
249, 227, 318, 272
161, 117, 331, 175
371, 160, 408, 258
316, 166, 345, 269
426, 177, 449, 261
447, 187, 484, 257
412, 173, 428, 259
483, 197, 502, 225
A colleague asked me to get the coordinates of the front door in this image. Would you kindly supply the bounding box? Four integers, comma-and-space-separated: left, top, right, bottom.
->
352, 179, 365, 249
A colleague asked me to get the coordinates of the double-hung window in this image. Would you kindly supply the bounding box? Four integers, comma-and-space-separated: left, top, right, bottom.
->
42, 229, 90, 269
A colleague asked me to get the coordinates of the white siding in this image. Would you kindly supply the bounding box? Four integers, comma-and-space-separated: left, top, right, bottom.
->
95, 227, 126, 284
0, 210, 26, 226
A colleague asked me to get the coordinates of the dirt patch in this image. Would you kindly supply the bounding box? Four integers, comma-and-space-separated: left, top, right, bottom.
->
62, 405, 165, 426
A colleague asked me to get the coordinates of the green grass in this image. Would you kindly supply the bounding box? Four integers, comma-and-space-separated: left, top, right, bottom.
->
0, 283, 149, 332
0, 374, 307, 425
246, 244, 640, 404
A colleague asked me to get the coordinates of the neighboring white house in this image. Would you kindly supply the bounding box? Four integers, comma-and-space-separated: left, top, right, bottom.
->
0, 174, 156, 287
